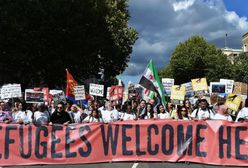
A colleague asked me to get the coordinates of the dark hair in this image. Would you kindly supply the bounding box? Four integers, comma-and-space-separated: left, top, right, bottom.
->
245, 99, 248, 107
91, 109, 101, 119
157, 104, 165, 114
141, 103, 154, 119
57, 102, 65, 107
178, 106, 189, 119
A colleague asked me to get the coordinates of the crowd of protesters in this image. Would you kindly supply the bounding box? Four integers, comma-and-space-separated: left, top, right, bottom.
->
0, 94, 248, 125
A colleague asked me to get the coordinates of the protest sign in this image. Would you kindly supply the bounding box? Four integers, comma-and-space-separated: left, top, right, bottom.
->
210, 82, 226, 94
0, 84, 22, 99
191, 78, 208, 92
74, 85, 86, 100
220, 79, 234, 94
25, 89, 44, 103
128, 85, 143, 100
34, 88, 50, 102
89, 84, 104, 97
49, 90, 66, 105
0, 120, 247, 166
109, 86, 124, 101
106, 87, 111, 100
162, 78, 174, 95
181, 82, 194, 97
233, 82, 247, 95
170, 85, 186, 101
225, 94, 242, 112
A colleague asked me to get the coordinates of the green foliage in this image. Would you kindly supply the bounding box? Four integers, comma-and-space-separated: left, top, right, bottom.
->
0, 0, 137, 88
233, 52, 248, 83
160, 35, 234, 84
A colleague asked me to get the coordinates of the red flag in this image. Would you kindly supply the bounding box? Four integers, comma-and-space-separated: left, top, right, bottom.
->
66, 69, 78, 98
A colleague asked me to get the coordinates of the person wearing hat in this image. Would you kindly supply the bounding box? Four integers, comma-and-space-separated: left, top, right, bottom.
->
213, 105, 232, 121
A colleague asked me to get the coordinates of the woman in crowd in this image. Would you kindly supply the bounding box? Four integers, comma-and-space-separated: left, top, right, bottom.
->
140, 103, 157, 119
83, 108, 103, 123
120, 102, 136, 121
33, 103, 50, 125
0, 101, 12, 123
178, 106, 190, 120
183, 99, 193, 115
157, 104, 171, 119
14, 102, 33, 124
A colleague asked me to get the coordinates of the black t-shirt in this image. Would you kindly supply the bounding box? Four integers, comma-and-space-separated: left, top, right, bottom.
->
50, 110, 72, 124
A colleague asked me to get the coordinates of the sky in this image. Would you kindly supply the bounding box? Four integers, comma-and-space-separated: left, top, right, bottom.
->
119, 0, 248, 86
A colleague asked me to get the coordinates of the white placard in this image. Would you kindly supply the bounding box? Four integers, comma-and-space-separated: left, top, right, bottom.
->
74, 85, 86, 100
1, 84, 22, 99
220, 79, 234, 94
162, 78, 174, 95
210, 82, 226, 94
89, 83, 104, 97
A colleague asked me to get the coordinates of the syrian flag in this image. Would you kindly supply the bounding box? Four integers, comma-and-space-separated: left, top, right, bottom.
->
139, 60, 166, 107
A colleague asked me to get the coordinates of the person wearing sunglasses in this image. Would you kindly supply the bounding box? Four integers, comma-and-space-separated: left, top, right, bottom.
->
49, 102, 72, 126
178, 106, 190, 120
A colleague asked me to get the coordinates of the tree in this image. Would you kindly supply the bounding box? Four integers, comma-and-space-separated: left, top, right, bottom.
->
159, 35, 234, 84
0, 0, 137, 88
233, 52, 248, 83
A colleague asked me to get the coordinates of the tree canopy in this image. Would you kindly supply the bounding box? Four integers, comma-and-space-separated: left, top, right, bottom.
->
233, 52, 248, 83
0, 0, 137, 88
159, 35, 234, 84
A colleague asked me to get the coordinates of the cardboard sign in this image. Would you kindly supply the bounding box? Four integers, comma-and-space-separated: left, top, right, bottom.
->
233, 82, 247, 95
170, 85, 186, 101
74, 85, 86, 100
0, 84, 22, 99
220, 79, 234, 94
181, 82, 194, 97
210, 82, 226, 94
225, 94, 242, 112
162, 78, 174, 95
33, 88, 49, 102
49, 90, 66, 105
25, 89, 44, 103
89, 84, 104, 97
109, 86, 124, 101
191, 78, 208, 91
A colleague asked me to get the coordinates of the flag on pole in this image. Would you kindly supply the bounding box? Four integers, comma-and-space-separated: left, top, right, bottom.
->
139, 60, 166, 107
66, 69, 78, 103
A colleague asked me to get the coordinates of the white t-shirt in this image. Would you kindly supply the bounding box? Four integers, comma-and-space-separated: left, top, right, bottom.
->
69, 111, 82, 123
158, 113, 171, 119
14, 110, 33, 124
83, 115, 103, 123
191, 108, 214, 120
121, 112, 136, 121
182, 116, 190, 121
213, 113, 233, 121
144, 112, 158, 119
33, 111, 50, 125
235, 107, 248, 122
100, 109, 119, 123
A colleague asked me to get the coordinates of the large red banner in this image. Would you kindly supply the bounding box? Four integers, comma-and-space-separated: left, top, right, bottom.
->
0, 120, 247, 166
